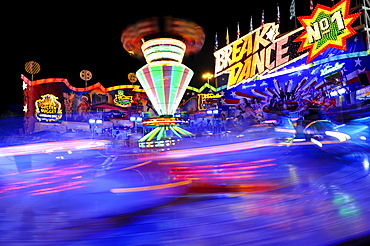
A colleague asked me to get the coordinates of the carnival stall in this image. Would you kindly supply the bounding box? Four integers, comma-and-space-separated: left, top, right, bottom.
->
22, 75, 149, 135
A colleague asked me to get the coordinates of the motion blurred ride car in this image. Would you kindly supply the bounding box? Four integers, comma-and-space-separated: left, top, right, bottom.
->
236, 115, 296, 144
302, 120, 370, 155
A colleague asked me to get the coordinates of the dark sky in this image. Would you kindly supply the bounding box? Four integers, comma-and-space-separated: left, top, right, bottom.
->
4, 0, 341, 113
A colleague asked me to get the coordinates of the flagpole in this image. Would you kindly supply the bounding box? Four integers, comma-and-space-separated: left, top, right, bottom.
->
249, 16, 253, 32
295, 17, 297, 29
214, 32, 218, 88
277, 3, 280, 32
237, 22, 240, 39
226, 27, 229, 45
215, 32, 218, 51
290, 0, 297, 29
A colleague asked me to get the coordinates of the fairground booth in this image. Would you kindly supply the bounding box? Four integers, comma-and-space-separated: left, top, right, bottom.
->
21, 75, 150, 136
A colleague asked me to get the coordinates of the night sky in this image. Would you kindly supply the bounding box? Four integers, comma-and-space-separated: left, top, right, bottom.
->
5, 0, 340, 114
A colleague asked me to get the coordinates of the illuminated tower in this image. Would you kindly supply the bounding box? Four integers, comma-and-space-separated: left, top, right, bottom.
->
136, 38, 194, 147
121, 17, 205, 148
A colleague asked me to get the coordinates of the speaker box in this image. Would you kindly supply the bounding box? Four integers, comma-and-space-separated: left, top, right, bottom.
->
358, 71, 370, 86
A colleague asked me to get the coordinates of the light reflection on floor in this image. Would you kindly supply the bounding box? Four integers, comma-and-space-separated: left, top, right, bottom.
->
0, 139, 109, 157
0, 138, 370, 245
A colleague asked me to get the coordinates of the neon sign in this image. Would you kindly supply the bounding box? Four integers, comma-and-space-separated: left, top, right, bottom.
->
197, 93, 222, 111
214, 23, 308, 89
35, 94, 62, 122
320, 62, 345, 76
296, 0, 361, 64
199, 93, 223, 99
114, 90, 132, 107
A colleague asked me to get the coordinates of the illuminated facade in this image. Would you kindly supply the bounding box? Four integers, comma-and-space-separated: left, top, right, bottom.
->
213, 0, 370, 120
22, 75, 147, 134
214, 0, 362, 90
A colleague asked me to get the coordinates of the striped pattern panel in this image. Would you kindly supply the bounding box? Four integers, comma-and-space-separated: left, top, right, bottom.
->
136, 61, 193, 115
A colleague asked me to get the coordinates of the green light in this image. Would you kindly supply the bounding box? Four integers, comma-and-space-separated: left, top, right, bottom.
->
150, 65, 166, 115
157, 127, 166, 141
169, 66, 184, 114
173, 126, 194, 136
169, 126, 182, 138
186, 83, 226, 93
139, 127, 161, 142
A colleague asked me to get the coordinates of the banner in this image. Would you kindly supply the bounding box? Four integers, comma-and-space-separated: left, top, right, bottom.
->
214, 23, 308, 89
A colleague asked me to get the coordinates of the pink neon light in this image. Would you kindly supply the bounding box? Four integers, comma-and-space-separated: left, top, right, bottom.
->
174, 68, 192, 106
163, 65, 172, 114
0, 140, 108, 158
173, 174, 263, 180
172, 159, 275, 170
141, 66, 161, 113
21, 74, 145, 93
170, 163, 276, 174
171, 170, 258, 177
163, 138, 275, 158
29, 181, 88, 195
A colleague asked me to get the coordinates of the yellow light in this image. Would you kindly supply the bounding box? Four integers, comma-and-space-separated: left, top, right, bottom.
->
202, 73, 214, 79
120, 161, 152, 170
110, 180, 192, 193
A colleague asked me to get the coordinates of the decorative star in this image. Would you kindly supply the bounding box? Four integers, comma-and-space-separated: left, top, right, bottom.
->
295, 0, 361, 64
260, 81, 268, 87
22, 81, 28, 90
230, 91, 237, 97
310, 67, 320, 75
23, 104, 28, 113
358, 67, 366, 73
354, 58, 362, 67
311, 76, 318, 83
